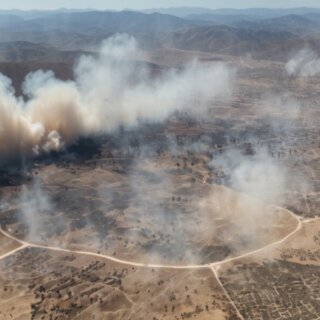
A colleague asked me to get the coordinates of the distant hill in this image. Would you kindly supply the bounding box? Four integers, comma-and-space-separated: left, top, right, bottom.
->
0, 10, 211, 52
0, 9, 93, 20
185, 14, 260, 25
1, 9, 320, 63
143, 7, 320, 18
302, 12, 320, 22
0, 41, 90, 63
0, 62, 73, 95
0, 14, 24, 26
143, 7, 217, 17
0, 42, 59, 62
0, 10, 207, 35
201, 7, 320, 17
160, 25, 320, 61
235, 14, 320, 35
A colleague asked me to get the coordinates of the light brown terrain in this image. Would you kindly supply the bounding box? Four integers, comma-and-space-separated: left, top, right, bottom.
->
0, 41, 319, 320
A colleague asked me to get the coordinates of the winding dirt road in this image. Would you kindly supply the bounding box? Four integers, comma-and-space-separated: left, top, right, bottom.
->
0, 205, 302, 268
0, 205, 309, 319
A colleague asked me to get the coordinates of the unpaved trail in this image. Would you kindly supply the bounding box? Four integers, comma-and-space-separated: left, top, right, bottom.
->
0, 205, 302, 269
303, 217, 320, 223
211, 206, 303, 267
0, 244, 27, 261
0, 204, 304, 320
0, 227, 210, 270
0, 207, 301, 269
211, 266, 244, 320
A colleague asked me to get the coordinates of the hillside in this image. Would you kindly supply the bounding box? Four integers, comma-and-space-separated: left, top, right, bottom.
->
160, 25, 306, 60
0, 10, 207, 35
143, 7, 320, 18
0, 62, 73, 95
235, 14, 320, 35
0, 10, 320, 63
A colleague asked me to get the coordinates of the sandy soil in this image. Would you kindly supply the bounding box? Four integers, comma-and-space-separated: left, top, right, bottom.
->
0, 232, 21, 257
0, 247, 237, 320
0, 49, 318, 319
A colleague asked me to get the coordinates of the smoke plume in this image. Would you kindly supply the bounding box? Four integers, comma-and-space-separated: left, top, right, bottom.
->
0, 34, 234, 163
286, 48, 320, 77
213, 148, 287, 203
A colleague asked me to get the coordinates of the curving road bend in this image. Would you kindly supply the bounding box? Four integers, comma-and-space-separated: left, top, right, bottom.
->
0, 204, 307, 320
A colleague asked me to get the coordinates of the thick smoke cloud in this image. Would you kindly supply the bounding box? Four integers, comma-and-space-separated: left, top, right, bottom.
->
0, 34, 234, 163
286, 48, 320, 77
213, 148, 287, 204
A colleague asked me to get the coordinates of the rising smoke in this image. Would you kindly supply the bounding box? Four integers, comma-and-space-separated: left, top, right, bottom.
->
18, 181, 52, 241
212, 148, 287, 204
0, 34, 234, 163
286, 48, 320, 77
1, 34, 311, 264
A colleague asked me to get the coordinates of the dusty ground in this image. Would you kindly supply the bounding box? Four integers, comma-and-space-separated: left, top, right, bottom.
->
0, 49, 319, 319
0, 247, 240, 320
217, 219, 320, 320
0, 155, 296, 267
0, 232, 22, 257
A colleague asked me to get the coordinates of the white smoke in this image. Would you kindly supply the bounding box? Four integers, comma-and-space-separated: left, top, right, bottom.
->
212, 148, 287, 204
19, 182, 52, 241
286, 48, 320, 77
0, 34, 235, 163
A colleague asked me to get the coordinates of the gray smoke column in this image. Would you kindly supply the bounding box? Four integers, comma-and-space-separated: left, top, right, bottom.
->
286, 48, 320, 77
0, 34, 235, 163
19, 181, 52, 241
212, 148, 287, 204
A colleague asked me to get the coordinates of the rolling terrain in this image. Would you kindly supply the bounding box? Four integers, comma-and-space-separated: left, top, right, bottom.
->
0, 6, 319, 320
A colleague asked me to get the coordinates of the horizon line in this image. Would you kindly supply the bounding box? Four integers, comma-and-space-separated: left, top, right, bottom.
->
1, 6, 320, 12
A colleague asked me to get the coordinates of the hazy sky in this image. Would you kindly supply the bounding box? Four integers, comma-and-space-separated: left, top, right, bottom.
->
2, 0, 320, 10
